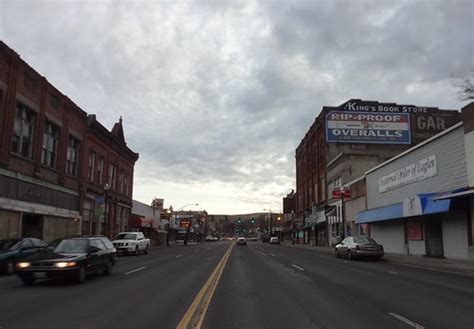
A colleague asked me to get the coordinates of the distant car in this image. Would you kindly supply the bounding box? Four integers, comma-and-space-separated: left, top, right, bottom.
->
112, 232, 150, 255
248, 237, 257, 241
205, 235, 213, 242
236, 237, 247, 246
269, 237, 280, 245
15, 237, 117, 285
0, 238, 48, 275
335, 236, 384, 260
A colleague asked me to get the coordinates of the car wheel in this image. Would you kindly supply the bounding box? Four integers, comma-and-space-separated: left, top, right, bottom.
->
76, 266, 86, 284
134, 246, 139, 256
347, 250, 353, 261
104, 260, 113, 275
335, 249, 340, 258
22, 277, 35, 286
6, 258, 15, 275
144, 246, 149, 254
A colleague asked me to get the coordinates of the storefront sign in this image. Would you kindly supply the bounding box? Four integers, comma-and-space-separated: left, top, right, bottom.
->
339, 100, 438, 114
326, 111, 411, 144
379, 155, 437, 193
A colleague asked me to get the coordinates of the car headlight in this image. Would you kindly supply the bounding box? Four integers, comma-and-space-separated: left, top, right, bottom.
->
55, 261, 77, 268
17, 262, 31, 269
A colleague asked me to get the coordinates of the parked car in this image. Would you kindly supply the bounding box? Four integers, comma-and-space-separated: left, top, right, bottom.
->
112, 232, 150, 255
269, 237, 280, 245
15, 237, 117, 285
335, 236, 384, 260
0, 238, 48, 275
236, 237, 247, 246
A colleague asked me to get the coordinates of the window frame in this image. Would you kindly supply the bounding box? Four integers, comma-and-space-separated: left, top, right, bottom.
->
12, 102, 36, 159
66, 135, 80, 176
41, 121, 60, 168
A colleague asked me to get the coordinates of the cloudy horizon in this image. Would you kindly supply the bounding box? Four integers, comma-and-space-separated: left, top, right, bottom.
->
1, 0, 472, 214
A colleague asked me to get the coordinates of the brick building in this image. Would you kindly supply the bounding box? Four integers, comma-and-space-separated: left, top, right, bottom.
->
0, 41, 138, 241
295, 99, 461, 246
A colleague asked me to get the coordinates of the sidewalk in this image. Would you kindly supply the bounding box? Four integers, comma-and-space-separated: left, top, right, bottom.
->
280, 241, 474, 277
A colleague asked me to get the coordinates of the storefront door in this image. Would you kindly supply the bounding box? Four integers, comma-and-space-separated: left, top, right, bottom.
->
425, 217, 444, 257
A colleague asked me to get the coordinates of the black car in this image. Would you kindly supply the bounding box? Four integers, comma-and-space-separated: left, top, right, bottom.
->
0, 238, 48, 275
15, 237, 117, 285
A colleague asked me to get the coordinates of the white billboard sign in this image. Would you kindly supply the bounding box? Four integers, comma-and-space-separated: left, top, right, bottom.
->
378, 155, 437, 193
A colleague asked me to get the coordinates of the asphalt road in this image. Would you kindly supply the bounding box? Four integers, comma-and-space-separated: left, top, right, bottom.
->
1, 241, 474, 329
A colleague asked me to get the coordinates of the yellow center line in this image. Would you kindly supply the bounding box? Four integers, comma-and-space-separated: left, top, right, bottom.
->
176, 242, 234, 329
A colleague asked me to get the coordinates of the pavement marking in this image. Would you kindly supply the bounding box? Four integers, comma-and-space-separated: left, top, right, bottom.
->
176, 255, 183, 258
343, 261, 349, 264
177, 242, 234, 329
388, 271, 398, 274
291, 264, 305, 271
388, 312, 425, 329
124, 266, 146, 275
270, 253, 276, 257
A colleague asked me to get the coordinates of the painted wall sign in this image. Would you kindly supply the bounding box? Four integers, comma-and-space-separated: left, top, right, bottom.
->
326, 111, 411, 144
379, 155, 437, 193
339, 99, 438, 114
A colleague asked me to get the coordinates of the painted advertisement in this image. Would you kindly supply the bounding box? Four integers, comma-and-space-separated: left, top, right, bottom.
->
326, 111, 411, 144
378, 155, 437, 193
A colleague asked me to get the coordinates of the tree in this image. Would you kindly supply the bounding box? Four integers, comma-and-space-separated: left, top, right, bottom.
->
451, 71, 474, 101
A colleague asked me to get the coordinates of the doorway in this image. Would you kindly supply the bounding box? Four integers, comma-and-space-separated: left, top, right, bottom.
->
424, 216, 444, 257
22, 214, 43, 239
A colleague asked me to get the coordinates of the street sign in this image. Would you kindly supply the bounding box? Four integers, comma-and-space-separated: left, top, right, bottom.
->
332, 188, 351, 199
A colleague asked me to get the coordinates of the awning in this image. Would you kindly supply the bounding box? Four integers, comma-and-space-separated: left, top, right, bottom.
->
357, 188, 466, 224
432, 188, 473, 200
356, 203, 403, 224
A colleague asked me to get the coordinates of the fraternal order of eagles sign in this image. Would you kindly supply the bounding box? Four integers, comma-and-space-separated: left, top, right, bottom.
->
325, 111, 411, 144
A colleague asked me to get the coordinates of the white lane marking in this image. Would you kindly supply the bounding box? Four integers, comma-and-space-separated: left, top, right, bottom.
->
270, 253, 276, 257
292, 264, 305, 271
176, 254, 183, 258
388, 271, 398, 274
124, 266, 146, 275
343, 261, 348, 264
388, 312, 425, 329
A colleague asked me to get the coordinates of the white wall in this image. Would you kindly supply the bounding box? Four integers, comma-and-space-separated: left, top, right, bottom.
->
408, 240, 425, 256
442, 212, 469, 259
464, 130, 474, 187
371, 220, 405, 254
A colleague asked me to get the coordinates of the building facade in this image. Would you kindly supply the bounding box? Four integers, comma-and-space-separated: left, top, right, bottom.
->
0, 41, 138, 241
295, 99, 461, 246
357, 119, 473, 260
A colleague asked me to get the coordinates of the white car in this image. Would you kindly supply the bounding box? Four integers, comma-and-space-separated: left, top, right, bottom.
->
236, 237, 247, 246
112, 232, 150, 256
269, 237, 280, 245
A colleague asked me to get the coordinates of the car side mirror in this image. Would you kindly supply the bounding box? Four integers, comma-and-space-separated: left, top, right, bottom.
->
88, 246, 100, 254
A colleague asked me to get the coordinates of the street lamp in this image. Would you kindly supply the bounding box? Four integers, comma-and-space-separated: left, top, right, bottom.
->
176, 203, 199, 246
103, 183, 110, 237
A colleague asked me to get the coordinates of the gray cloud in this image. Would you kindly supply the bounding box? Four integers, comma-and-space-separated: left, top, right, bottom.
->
0, 0, 471, 213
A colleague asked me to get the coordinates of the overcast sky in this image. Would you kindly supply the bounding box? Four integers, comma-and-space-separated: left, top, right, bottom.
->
0, 0, 472, 214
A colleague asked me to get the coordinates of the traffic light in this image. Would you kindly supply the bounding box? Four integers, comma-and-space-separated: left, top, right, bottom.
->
238, 218, 242, 223
251, 218, 255, 224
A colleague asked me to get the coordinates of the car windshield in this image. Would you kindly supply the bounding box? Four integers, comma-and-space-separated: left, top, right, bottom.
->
54, 239, 89, 253
354, 237, 377, 244
0, 239, 20, 251
116, 234, 137, 240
